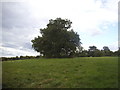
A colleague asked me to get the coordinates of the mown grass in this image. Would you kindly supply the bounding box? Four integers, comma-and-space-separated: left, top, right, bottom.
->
2, 57, 118, 88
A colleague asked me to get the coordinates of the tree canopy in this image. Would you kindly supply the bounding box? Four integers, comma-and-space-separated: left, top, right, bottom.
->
31, 18, 81, 58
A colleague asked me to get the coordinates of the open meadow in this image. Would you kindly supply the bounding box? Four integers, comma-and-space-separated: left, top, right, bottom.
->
2, 57, 118, 88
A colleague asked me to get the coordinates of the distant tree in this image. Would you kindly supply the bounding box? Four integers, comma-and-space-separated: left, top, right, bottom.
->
79, 50, 88, 57
118, 47, 120, 56
94, 49, 103, 57
89, 46, 97, 52
101, 50, 105, 56
88, 46, 97, 57
16, 56, 19, 60
114, 49, 120, 56
103, 46, 110, 51
102, 46, 113, 56
2, 57, 7, 61
87, 46, 103, 57
20, 56, 24, 59
31, 18, 81, 58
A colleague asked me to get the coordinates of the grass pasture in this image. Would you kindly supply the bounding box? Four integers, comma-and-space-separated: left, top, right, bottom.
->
2, 57, 118, 88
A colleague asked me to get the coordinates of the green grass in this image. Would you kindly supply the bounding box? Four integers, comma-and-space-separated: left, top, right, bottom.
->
2, 57, 118, 88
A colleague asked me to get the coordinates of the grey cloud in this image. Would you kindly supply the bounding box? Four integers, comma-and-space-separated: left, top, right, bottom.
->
23, 42, 32, 50
2, 28, 35, 50
2, 42, 19, 48
2, 50, 15, 57
1, 0, 43, 57
2, 2, 38, 29
2, 26, 40, 57
2, 41, 32, 50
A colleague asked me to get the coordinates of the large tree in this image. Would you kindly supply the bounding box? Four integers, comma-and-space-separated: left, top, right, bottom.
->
31, 18, 81, 58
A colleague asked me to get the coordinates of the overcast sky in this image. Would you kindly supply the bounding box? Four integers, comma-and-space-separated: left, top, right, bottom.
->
0, 0, 119, 57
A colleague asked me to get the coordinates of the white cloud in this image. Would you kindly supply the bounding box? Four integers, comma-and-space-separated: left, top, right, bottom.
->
23, 0, 118, 36
0, 45, 39, 57
10, 0, 116, 38
108, 41, 118, 51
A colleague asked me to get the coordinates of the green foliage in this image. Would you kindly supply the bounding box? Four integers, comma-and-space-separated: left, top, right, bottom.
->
103, 46, 110, 51
2, 57, 118, 88
92, 50, 103, 57
114, 49, 120, 56
78, 50, 88, 57
87, 46, 102, 57
31, 18, 81, 58
81, 46, 114, 57
104, 50, 113, 56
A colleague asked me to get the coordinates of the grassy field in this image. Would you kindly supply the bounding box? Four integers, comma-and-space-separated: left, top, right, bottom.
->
2, 57, 118, 88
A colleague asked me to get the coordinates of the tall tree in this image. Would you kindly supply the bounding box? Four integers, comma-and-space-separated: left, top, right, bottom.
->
31, 18, 81, 58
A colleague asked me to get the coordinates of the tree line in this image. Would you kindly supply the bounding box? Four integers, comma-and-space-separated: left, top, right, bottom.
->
1, 55, 41, 61
75, 46, 120, 57
1, 46, 120, 61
